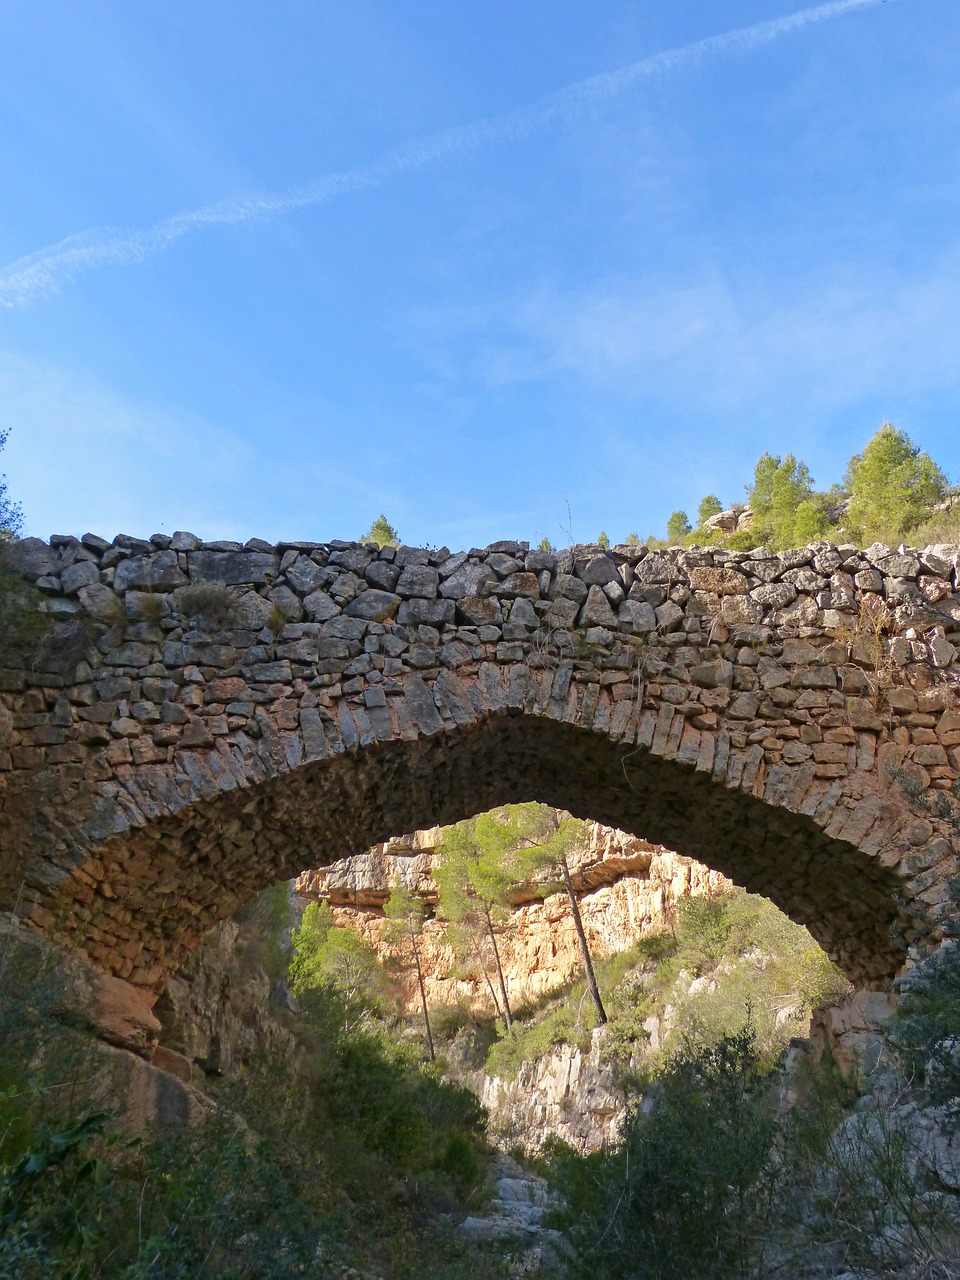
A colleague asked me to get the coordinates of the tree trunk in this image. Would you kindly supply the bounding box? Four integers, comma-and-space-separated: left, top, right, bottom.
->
560, 857, 607, 1024
482, 967, 504, 1022
484, 906, 512, 1029
410, 934, 435, 1061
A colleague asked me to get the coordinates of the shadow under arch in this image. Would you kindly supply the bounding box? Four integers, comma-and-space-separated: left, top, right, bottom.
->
45, 712, 910, 994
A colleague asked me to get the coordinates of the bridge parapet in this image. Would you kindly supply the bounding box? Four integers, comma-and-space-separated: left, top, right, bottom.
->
2, 531, 959, 991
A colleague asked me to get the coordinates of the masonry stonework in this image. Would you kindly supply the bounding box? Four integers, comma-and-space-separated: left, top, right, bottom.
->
1, 531, 959, 995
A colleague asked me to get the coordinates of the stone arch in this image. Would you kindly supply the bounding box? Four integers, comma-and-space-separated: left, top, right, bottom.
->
1, 533, 959, 995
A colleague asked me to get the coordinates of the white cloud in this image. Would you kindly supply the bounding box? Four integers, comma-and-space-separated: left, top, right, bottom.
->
0, 0, 894, 307
436, 246, 960, 423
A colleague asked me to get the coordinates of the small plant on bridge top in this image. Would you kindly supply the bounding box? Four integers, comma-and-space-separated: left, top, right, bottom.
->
834, 592, 898, 696
360, 514, 400, 548
265, 602, 287, 635
174, 582, 236, 630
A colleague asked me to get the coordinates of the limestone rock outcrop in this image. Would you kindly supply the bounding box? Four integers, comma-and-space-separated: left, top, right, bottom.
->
477, 1028, 624, 1152
296, 820, 729, 1015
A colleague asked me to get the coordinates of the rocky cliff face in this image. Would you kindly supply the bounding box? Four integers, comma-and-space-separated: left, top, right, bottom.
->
477, 1029, 624, 1152
152, 913, 299, 1086
295, 821, 731, 1017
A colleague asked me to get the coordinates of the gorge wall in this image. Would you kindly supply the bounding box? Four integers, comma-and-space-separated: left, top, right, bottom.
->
294, 821, 730, 1014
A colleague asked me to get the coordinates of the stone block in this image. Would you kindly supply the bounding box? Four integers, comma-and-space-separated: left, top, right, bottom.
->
186, 550, 278, 586
345, 590, 402, 622
114, 552, 188, 592
396, 565, 440, 599
398, 598, 456, 626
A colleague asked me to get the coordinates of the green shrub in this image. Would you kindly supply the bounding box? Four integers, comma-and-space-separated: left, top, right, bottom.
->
549, 1025, 777, 1280
891, 943, 960, 1110
174, 582, 236, 630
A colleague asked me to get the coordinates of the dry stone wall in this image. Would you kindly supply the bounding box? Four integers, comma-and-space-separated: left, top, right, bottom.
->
2, 530, 960, 994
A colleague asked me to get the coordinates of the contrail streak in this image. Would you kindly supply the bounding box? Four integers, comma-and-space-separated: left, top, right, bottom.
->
0, 0, 893, 308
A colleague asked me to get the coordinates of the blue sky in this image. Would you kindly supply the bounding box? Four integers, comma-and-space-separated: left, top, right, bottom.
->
1, 0, 958, 549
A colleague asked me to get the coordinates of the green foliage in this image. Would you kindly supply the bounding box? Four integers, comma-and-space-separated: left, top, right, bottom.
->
0, 927, 501, 1280
659, 891, 848, 1065
665, 510, 691, 544
361, 514, 400, 547
624, 531, 641, 545
538, 536, 554, 552
234, 881, 292, 978
174, 582, 236, 630
549, 1025, 778, 1280
845, 421, 949, 544
289, 900, 387, 1010
0, 571, 50, 668
596, 530, 609, 549
696, 493, 724, 527
890, 944, 960, 1109
486, 989, 595, 1079
437, 804, 595, 1029
748, 451, 831, 550
383, 882, 428, 936
486, 889, 847, 1083
0, 430, 22, 539
724, 527, 761, 551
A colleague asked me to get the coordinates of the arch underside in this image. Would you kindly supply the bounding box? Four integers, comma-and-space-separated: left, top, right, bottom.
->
39, 711, 909, 991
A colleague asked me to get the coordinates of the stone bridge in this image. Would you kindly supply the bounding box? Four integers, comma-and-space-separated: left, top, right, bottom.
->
2, 531, 960, 996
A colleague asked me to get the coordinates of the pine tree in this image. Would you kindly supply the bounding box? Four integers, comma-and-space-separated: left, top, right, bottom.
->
696, 494, 724, 528
747, 452, 829, 550
360, 514, 400, 548
436, 804, 608, 1027
383, 883, 435, 1060
666, 511, 691, 545
435, 817, 521, 1027
845, 423, 948, 544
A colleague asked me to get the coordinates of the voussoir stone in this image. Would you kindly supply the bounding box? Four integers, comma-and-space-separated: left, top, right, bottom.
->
231, 591, 275, 630
580, 555, 620, 586
778, 548, 814, 569
633, 555, 679, 585
457, 597, 502, 626
750, 582, 797, 609
398, 598, 455, 626
303, 590, 340, 622
8, 539, 58, 580
878, 554, 921, 579
689, 567, 749, 595
554, 574, 589, 604
365, 560, 402, 592
486, 553, 522, 577
781, 566, 824, 592
169, 531, 202, 551
618, 600, 656, 633
76, 583, 123, 620
690, 659, 734, 689
499, 572, 540, 599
